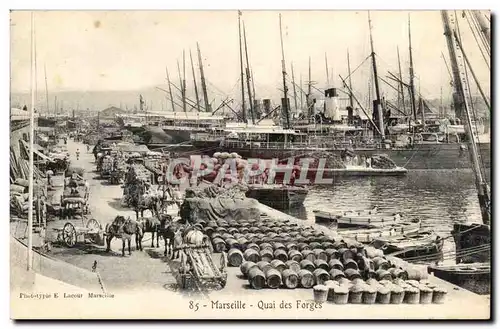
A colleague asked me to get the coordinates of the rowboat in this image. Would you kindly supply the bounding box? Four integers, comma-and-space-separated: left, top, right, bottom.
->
313, 209, 402, 229
371, 230, 444, 263
428, 263, 490, 295
338, 218, 422, 244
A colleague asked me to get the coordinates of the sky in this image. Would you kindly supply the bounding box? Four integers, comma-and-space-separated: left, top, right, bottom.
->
10, 10, 490, 105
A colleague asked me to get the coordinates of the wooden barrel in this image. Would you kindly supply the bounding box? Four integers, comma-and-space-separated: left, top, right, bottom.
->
344, 268, 362, 280
328, 259, 344, 271
249, 227, 260, 233
225, 238, 240, 250
281, 269, 299, 289
321, 241, 335, 250
278, 232, 289, 239
299, 259, 315, 272
273, 242, 286, 250
270, 259, 287, 272
247, 267, 266, 290
285, 242, 297, 251
228, 248, 244, 267
267, 232, 278, 239
221, 233, 233, 240
308, 241, 320, 249
264, 268, 282, 289
257, 261, 272, 273
259, 243, 273, 251
259, 249, 273, 262
324, 248, 339, 261
329, 269, 346, 280
211, 232, 222, 239
240, 261, 257, 277
287, 250, 303, 262
373, 257, 390, 271
240, 227, 250, 234
246, 242, 260, 252
261, 237, 272, 243
393, 268, 409, 280
356, 256, 374, 272
273, 249, 288, 263
215, 227, 227, 234
285, 260, 301, 273
344, 259, 359, 271
212, 237, 226, 253
339, 248, 356, 262
313, 249, 328, 261
203, 226, 214, 237
313, 259, 329, 271
301, 250, 316, 262
233, 233, 244, 239
228, 227, 239, 235
297, 236, 307, 243
297, 242, 310, 251
216, 219, 228, 227
237, 237, 249, 249
244, 248, 261, 263
313, 268, 330, 285
297, 269, 315, 288
256, 233, 266, 240
376, 269, 392, 281
333, 241, 347, 249
207, 220, 218, 228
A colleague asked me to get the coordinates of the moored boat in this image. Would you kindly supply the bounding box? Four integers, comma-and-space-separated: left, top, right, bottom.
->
338, 218, 422, 243
427, 263, 490, 295
314, 209, 402, 228
371, 230, 444, 263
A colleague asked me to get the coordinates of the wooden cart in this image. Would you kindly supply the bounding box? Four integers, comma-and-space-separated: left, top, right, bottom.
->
53, 217, 105, 248
177, 244, 227, 290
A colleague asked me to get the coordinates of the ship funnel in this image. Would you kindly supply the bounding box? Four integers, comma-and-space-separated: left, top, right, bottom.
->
324, 88, 341, 121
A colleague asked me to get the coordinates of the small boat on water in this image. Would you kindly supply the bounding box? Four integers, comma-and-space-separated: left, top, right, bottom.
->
338, 218, 422, 243
428, 263, 490, 295
313, 208, 401, 228
371, 230, 444, 263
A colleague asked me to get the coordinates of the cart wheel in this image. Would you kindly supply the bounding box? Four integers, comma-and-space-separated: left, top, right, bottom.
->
86, 218, 101, 234
62, 222, 77, 247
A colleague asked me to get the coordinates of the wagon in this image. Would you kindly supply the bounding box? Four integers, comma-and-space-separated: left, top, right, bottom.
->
176, 243, 227, 290
53, 216, 105, 248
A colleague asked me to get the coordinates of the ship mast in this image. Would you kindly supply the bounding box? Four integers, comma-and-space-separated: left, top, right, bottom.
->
238, 11, 246, 123
182, 50, 187, 112
243, 22, 255, 124
44, 64, 49, 114
346, 49, 354, 109
27, 11, 35, 271
368, 11, 385, 139
291, 62, 298, 115
279, 13, 291, 129
166, 67, 176, 112
189, 49, 201, 112
325, 53, 330, 86
471, 10, 490, 48
197, 42, 210, 112
408, 14, 418, 122
442, 10, 490, 224
441, 11, 465, 120
307, 56, 312, 119
396, 46, 406, 116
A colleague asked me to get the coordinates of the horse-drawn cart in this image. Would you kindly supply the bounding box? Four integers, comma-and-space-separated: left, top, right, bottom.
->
53, 216, 105, 248
176, 243, 227, 290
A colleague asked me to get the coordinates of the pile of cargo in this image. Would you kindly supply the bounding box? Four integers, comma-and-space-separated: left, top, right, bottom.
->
370, 154, 397, 169
194, 213, 447, 304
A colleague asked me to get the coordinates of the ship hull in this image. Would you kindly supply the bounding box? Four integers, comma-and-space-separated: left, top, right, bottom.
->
245, 185, 309, 210
190, 141, 491, 170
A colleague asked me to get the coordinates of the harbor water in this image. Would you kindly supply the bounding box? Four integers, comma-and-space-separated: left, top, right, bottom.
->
284, 169, 488, 264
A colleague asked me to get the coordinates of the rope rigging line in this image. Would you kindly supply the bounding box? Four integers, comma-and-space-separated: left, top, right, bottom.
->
463, 11, 490, 69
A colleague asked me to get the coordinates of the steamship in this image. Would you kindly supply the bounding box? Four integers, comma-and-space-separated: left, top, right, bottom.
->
190, 88, 491, 170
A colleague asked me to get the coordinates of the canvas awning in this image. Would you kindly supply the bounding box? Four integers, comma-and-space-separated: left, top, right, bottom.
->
21, 140, 54, 162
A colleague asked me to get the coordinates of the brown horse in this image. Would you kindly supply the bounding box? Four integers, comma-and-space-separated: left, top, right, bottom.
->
157, 216, 183, 258
138, 216, 161, 248
105, 215, 144, 256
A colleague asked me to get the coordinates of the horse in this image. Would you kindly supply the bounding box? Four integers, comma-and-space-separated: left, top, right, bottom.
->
157, 216, 183, 258
137, 216, 161, 248
105, 215, 144, 256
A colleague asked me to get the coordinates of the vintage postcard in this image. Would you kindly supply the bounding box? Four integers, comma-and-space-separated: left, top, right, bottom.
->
10, 10, 491, 319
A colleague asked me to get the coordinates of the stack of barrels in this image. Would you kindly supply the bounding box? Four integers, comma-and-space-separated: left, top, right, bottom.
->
198, 215, 428, 291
